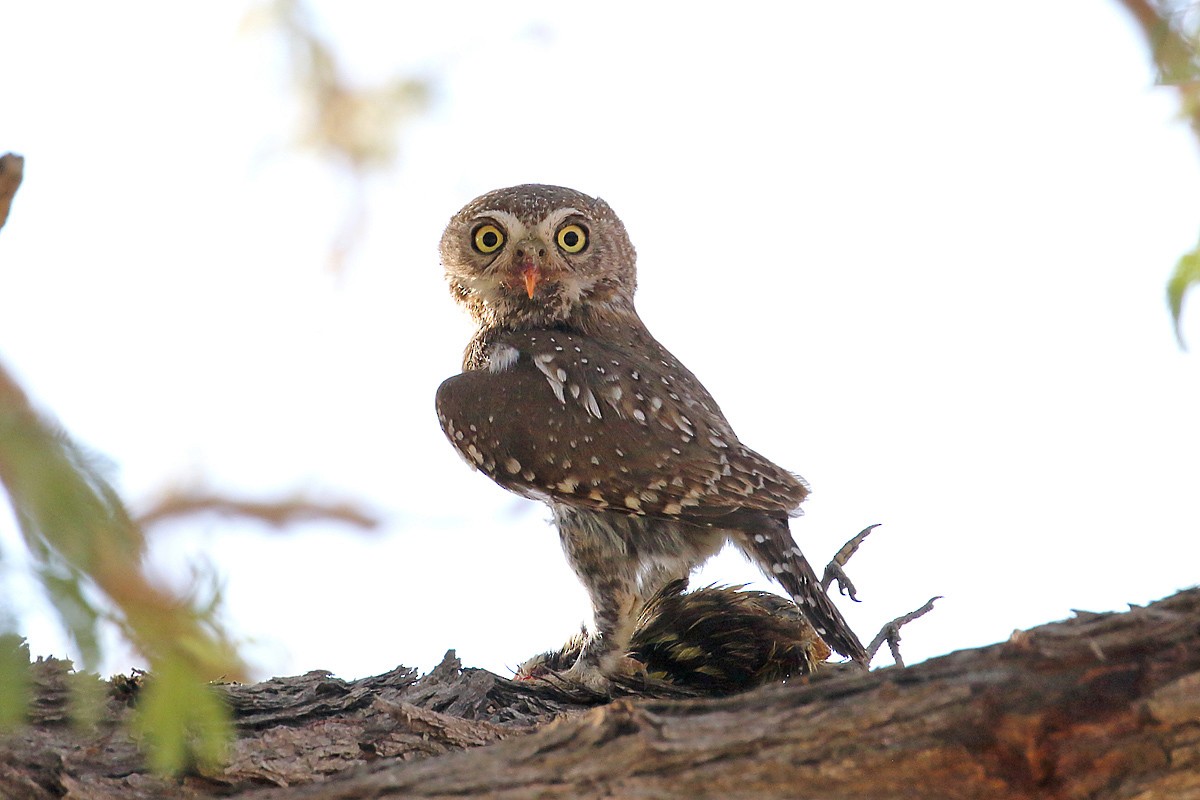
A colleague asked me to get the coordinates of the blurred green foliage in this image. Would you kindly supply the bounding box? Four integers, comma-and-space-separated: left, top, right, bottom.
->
0, 0, 420, 773
250, 0, 429, 171
1171, 243, 1200, 343
0, 363, 245, 771
0, 0, 418, 775
134, 659, 234, 773
0, 635, 31, 728
245, 0, 430, 272
1118, 0, 1200, 344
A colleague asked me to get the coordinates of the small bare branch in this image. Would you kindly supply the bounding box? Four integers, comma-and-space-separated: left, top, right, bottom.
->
821, 523, 881, 600
0, 153, 25, 232
136, 490, 380, 532
242, 0, 429, 272
867, 595, 942, 667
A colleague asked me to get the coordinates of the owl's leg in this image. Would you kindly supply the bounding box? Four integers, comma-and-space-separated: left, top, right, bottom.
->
565, 575, 645, 691
552, 506, 645, 691
551, 506, 725, 691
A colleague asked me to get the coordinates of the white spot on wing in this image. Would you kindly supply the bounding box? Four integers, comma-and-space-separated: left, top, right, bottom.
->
582, 388, 603, 419
533, 353, 566, 403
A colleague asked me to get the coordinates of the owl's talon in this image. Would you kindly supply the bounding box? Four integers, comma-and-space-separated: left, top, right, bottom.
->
560, 659, 625, 695
513, 655, 554, 681
613, 654, 647, 677
518, 651, 644, 696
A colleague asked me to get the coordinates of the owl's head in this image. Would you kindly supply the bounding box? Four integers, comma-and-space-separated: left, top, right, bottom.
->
440, 184, 638, 330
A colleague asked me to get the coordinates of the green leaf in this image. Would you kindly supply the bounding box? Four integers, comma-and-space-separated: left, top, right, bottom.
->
133, 659, 232, 774
1168, 242, 1200, 348
37, 568, 102, 669
0, 634, 30, 729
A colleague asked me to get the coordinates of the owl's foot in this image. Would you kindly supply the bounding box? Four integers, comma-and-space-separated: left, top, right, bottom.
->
560, 653, 645, 695
516, 648, 645, 696
514, 627, 589, 680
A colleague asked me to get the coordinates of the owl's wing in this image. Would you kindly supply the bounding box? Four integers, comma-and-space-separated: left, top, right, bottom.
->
435, 329, 808, 522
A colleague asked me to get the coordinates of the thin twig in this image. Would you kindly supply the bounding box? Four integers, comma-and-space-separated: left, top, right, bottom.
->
136, 490, 380, 531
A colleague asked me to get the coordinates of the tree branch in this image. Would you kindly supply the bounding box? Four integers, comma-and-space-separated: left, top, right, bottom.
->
3, 588, 1198, 799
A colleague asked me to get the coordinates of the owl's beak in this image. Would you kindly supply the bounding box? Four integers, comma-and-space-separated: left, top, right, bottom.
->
514, 239, 547, 298
521, 264, 540, 299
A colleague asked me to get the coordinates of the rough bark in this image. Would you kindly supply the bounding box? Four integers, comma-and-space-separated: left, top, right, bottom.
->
2, 588, 1199, 800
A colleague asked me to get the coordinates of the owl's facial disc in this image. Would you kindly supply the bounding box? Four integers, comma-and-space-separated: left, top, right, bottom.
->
466, 207, 592, 304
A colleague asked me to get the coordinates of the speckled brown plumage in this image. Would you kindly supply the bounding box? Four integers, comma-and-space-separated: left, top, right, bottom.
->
517, 581, 830, 693
436, 184, 867, 689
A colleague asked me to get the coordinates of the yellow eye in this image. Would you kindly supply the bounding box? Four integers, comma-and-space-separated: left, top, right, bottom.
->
556, 224, 588, 254
473, 224, 505, 254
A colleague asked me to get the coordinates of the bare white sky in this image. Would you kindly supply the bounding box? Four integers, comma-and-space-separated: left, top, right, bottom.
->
2, 1, 1199, 681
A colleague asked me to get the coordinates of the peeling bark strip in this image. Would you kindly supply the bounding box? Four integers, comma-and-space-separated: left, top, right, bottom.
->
3, 590, 1200, 800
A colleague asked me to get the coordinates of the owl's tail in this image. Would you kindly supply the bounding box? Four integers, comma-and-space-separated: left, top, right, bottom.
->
733, 514, 869, 666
